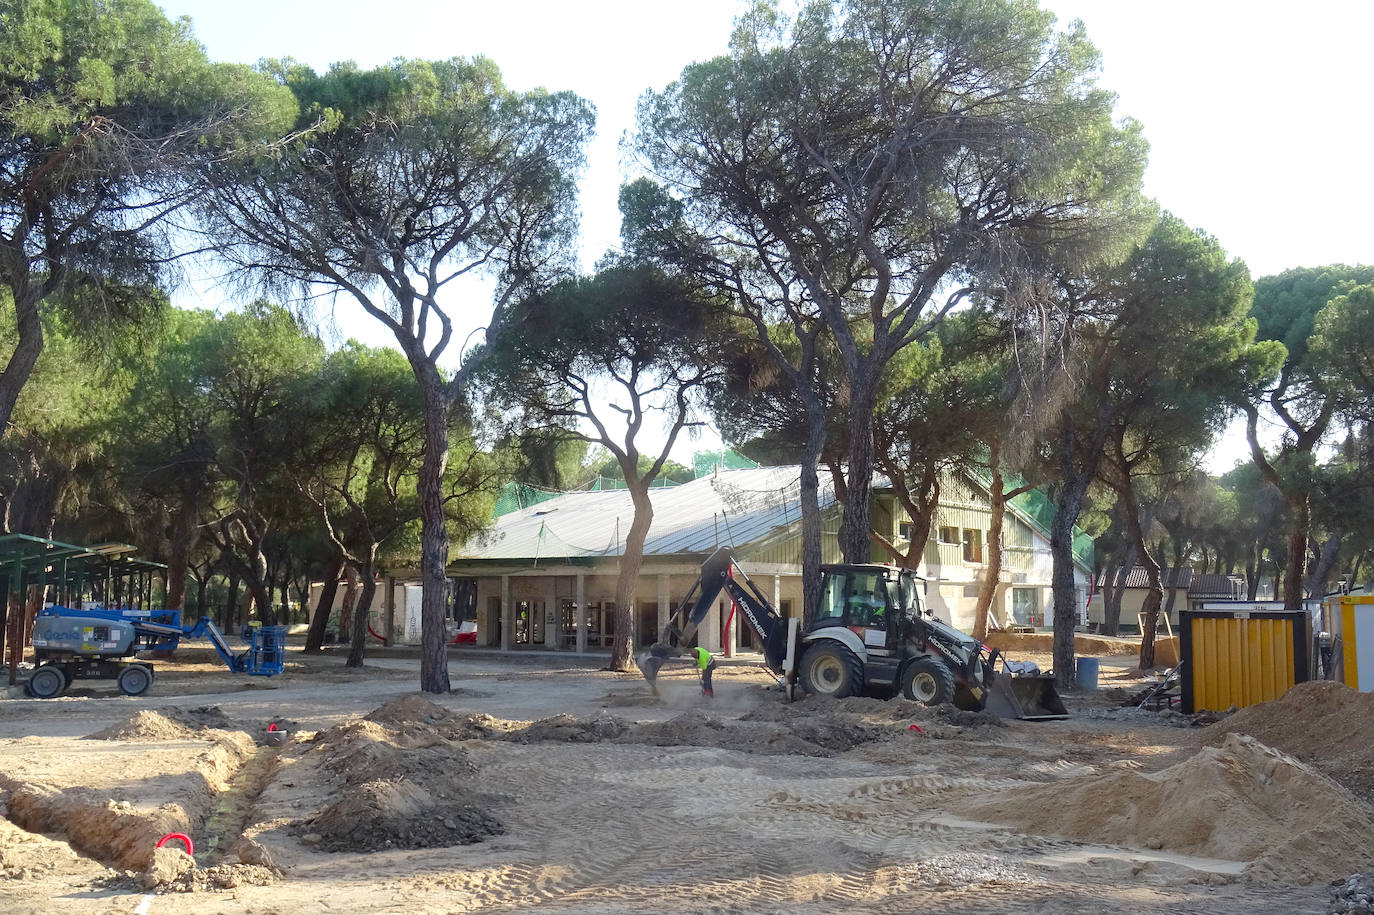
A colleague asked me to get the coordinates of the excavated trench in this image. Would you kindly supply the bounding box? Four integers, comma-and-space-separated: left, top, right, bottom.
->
0, 711, 286, 889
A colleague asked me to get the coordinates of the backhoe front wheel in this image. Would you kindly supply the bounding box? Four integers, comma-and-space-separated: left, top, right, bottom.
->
800, 643, 863, 699
902, 657, 956, 706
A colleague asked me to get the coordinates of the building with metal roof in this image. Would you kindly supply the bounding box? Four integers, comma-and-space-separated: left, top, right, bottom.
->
442, 466, 1091, 655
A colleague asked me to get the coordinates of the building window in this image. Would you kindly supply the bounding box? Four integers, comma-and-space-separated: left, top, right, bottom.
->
962, 529, 984, 563
1012, 588, 1039, 626
939, 525, 959, 544
899, 522, 914, 541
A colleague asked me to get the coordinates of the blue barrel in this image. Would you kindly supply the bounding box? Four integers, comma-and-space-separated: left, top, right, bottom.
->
1076, 656, 1100, 691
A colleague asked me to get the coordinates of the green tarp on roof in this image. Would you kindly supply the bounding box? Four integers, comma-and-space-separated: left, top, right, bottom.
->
693, 449, 759, 478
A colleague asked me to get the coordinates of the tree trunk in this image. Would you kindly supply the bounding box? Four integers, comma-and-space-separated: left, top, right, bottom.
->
279, 575, 292, 625
220, 571, 240, 632
1119, 478, 1165, 669
1283, 494, 1310, 610
838, 380, 878, 563
1049, 480, 1087, 692
338, 563, 359, 644
416, 383, 452, 693
347, 547, 379, 668
1104, 549, 1136, 637
1306, 533, 1341, 598
798, 387, 827, 627
1244, 542, 1259, 600
609, 488, 653, 671
0, 286, 45, 443
972, 446, 1006, 641
305, 554, 346, 653
164, 504, 196, 612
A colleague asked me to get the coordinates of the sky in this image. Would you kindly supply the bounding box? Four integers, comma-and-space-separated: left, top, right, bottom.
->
157, 0, 1374, 472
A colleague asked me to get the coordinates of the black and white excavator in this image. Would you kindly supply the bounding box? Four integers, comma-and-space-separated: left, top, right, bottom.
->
637, 547, 1067, 720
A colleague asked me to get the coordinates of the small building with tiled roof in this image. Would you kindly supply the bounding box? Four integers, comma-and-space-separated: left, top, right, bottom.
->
1087, 566, 1247, 632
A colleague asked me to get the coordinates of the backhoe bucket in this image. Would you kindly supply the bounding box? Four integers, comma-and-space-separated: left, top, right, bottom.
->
636, 650, 667, 695
984, 672, 1069, 720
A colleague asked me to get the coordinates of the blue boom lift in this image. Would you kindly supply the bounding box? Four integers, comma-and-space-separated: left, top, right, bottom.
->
26, 605, 286, 699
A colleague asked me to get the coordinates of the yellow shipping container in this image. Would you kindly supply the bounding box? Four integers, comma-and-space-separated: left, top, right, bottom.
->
1323, 594, 1374, 692
1180, 610, 1312, 714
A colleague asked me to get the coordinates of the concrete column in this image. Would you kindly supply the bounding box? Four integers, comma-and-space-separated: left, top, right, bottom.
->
702, 600, 721, 652
383, 576, 396, 645
500, 575, 512, 651
544, 578, 559, 648
773, 575, 783, 619
657, 574, 670, 634
575, 573, 587, 654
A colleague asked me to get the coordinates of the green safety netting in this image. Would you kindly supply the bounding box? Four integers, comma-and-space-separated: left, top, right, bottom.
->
692, 449, 760, 478
494, 450, 762, 518
492, 483, 563, 517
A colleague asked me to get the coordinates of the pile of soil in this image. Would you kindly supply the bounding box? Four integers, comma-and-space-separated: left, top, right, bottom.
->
139, 845, 280, 892
297, 716, 502, 852
85, 711, 202, 742
629, 709, 836, 756
985, 630, 1139, 657
362, 694, 491, 744
744, 695, 1006, 736
84, 706, 296, 743
964, 733, 1374, 885
1203, 680, 1374, 803
509, 713, 627, 743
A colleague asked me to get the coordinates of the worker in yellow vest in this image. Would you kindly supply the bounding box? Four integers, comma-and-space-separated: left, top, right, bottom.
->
689, 645, 716, 698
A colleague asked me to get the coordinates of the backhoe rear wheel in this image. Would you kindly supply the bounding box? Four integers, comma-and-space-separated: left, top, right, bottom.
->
902, 657, 956, 706
800, 643, 863, 699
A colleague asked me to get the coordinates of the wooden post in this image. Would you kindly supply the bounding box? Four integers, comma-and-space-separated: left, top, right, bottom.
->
7, 561, 23, 685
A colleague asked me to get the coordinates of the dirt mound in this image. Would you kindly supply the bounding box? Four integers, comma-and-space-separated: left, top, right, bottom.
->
965, 733, 1374, 885
743, 695, 1005, 735
629, 710, 847, 757
298, 714, 501, 852
161, 862, 281, 892
509, 713, 628, 743
361, 693, 479, 744
1203, 680, 1374, 803
985, 630, 1139, 657
83, 706, 290, 743
86, 711, 202, 742
303, 779, 502, 853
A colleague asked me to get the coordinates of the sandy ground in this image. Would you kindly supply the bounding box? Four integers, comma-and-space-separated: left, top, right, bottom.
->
0, 645, 1359, 915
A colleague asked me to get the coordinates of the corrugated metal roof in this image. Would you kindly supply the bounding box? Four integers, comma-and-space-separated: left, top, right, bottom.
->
1189, 573, 1246, 597
1097, 566, 1194, 589
1095, 567, 1249, 595
456, 467, 833, 561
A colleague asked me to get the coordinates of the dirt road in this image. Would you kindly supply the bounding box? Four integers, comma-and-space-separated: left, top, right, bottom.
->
0, 648, 1357, 914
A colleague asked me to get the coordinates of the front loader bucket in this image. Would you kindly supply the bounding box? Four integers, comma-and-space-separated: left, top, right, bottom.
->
985, 673, 1069, 721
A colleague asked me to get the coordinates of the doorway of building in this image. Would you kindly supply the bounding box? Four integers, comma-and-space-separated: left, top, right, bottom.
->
638, 602, 658, 647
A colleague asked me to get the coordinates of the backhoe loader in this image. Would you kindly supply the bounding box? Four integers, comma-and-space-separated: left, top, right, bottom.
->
637, 547, 1066, 720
